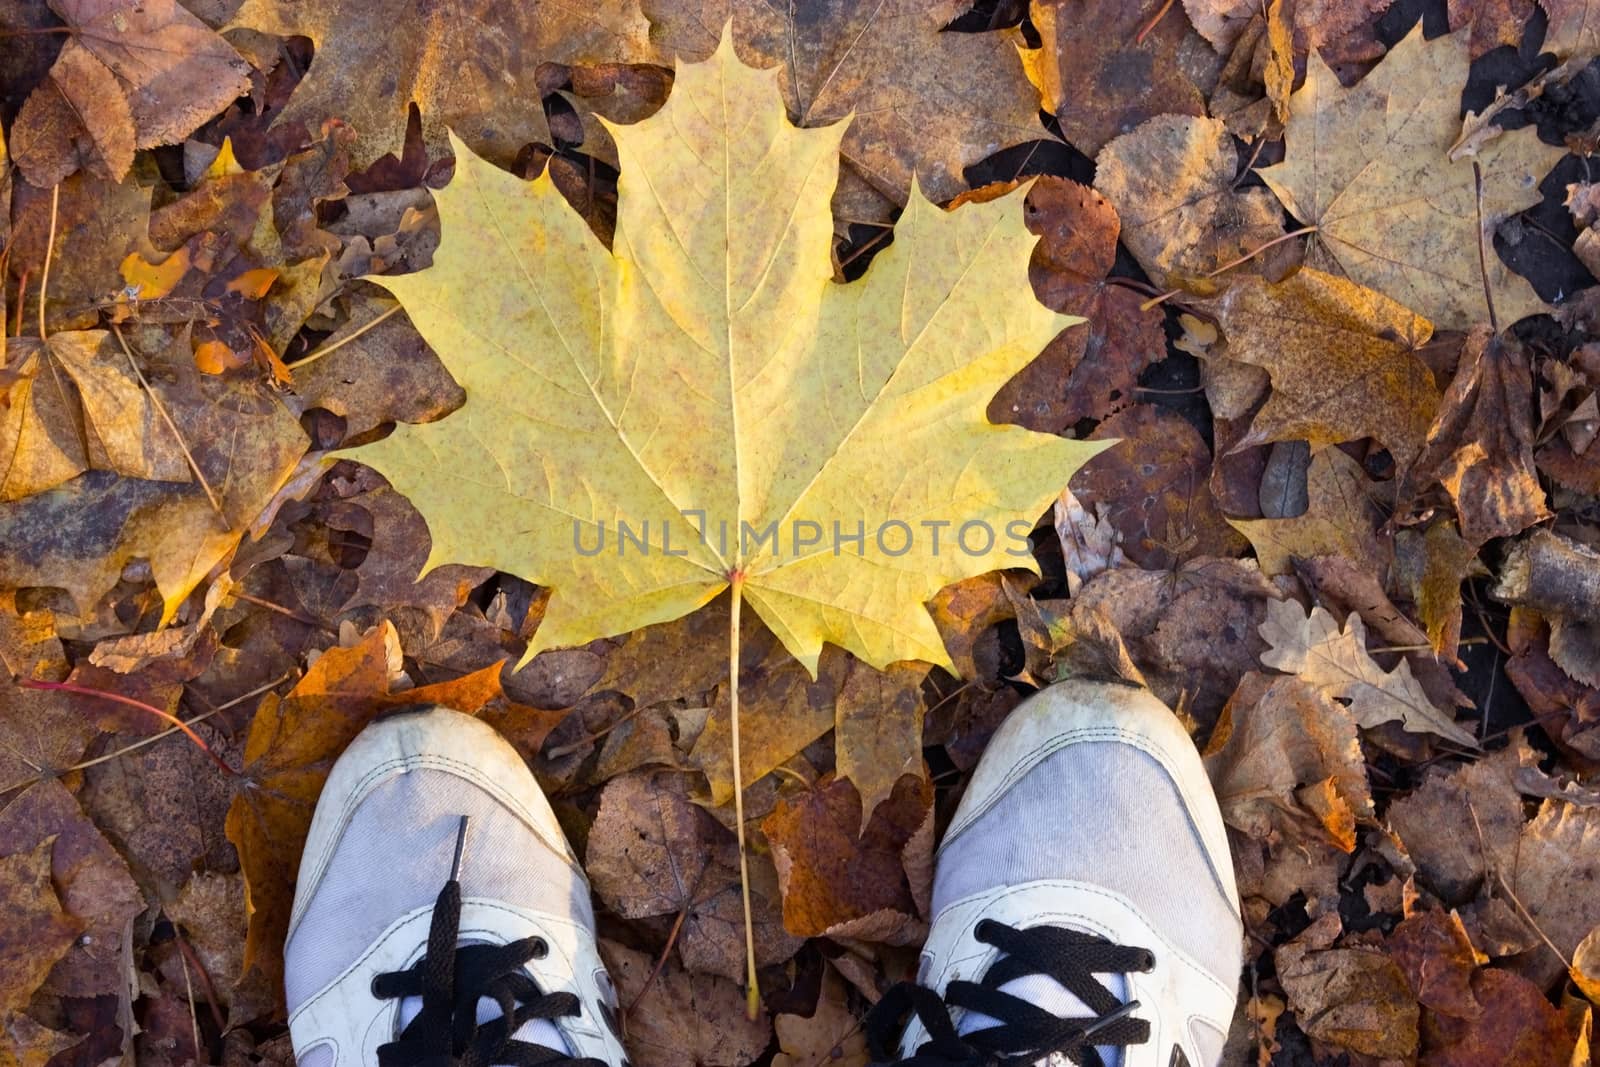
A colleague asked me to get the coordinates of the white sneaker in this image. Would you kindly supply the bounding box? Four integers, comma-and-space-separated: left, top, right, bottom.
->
867, 680, 1242, 1067
284, 706, 628, 1067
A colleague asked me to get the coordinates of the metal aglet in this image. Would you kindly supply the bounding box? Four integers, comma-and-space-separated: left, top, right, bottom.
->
449, 814, 470, 882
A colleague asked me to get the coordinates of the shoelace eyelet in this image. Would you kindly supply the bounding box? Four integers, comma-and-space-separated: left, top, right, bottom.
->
530, 937, 549, 960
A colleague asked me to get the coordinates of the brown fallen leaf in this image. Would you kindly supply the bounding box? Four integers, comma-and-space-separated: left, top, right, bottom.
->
1095, 114, 1284, 289
1573, 924, 1600, 1003
1423, 967, 1587, 1065
0, 357, 307, 625
227, 0, 654, 170
1, 331, 192, 500
1405, 327, 1551, 545
1200, 269, 1441, 469
1540, 0, 1600, 57
1275, 913, 1420, 1060
1023, 0, 1213, 156
1230, 447, 1388, 579
0, 839, 82, 1016
834, 661, 927, 824
7, 172, 151, 334
0, 1013, 77, 1067
1450, 0, 1539, 55
644, 0, 1044, 210
1258, 26, 1564, 329
763, 773, 930, 942
0, 596, 98, 794
1204, 673, 1372, 852
1182, 0, 1390, 70
1386, 907, 1484, 1021
10, 0, 249, 186
771, 966, 869, 1067
1509, 798, 1600, 986
584, 771, 798, 980
225, 623, 534, 990
1067, 557, 1278, 722
1395, 521, 1486, 661
165, 870, 246, 1001
287, 297, 464, 444
1387, 736, 1537, 902
691, 644, 847, 810
925, 572, 1019, 682
599, 939, 771, 1067
991, 177, 1167, 433
0, 780, 143, 997
1259, 597, 1478, 746
1072, 404, 1248, 569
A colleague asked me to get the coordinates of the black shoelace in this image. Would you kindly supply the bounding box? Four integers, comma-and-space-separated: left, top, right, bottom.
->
372, 819, 608, 1067
863, 920, 1155, 1067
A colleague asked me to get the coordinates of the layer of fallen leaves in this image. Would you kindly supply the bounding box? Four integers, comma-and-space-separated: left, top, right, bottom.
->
3, 1, 1600, 1066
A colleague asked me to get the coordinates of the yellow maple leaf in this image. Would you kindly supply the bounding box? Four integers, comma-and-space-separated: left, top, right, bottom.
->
1258, 26, 1563, 331
348, 33, 1101, 680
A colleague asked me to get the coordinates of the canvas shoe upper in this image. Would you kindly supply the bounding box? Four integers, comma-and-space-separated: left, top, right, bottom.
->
866, 680, 1243, 1067
284, 706, 628, 1067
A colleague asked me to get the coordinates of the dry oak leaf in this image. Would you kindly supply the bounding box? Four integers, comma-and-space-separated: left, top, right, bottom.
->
642, 0, 1044, 209
347, 38, 1101, 678
1574, 924, 1600, 1003
1023, 0, 1214, 157
0, 839, 81, 1016
1260, 597, 1479, 745
1257, 26, 1563, 330
1449, 0, 1539, 56
225, 622, 526, 989
226, 0, 653, 170
1200, 269, 1441, 469
11, 0, 249, 186
1405, 326, 1552, 546
1385, 907, 1484, 1020
990, 177, 1168, 434
1095, 114, 1285, 289
1540, 0, 1600, 58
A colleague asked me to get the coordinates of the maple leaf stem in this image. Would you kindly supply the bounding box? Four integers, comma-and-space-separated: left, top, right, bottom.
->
290, 302, 404, 372
37, 183, 58, 341
1472, 162, 1499, 333
1133, 0, 1177, 45
19, 678, 236, 776
1140, 225, 1318, 311
727, 573, 761, 1019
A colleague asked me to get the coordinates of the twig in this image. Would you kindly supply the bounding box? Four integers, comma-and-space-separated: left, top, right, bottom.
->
175, 931, 203, 1061
728, 573, 761, 1018
290, 303, 403, 372
544, 703, 658, 760
38, 184, 59, 341
18, 679, 235, 776
1141, 226, 1318, 311
110, 323, 226, 522
11, 268, 26, 337
173, 930, 227, 1036
625, 903, 688, 1017
1473, 162, 1499, 333
58, 675, 287, 778
1133, 0, 1176, 44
